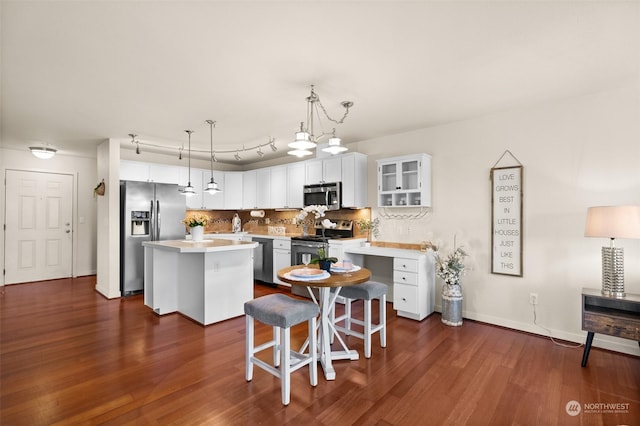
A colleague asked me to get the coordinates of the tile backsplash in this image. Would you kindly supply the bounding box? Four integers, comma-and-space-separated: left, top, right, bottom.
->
184, 208, 371, 238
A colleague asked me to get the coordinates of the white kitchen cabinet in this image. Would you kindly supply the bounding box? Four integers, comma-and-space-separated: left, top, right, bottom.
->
273, 238, 292, 285
256, 168, 271, 208
242, 170, 258, 209
120, 160, 151, 182
224, 172, 243, 210
340, 152, 368, 208
120, 160, 183, 185
392, 256, 432, 321
286, 162, 305, 208
202, 170, 225, 209
305, 156, 342, 184
149, 163, 182, 184
270, 165, 287, 209
377, 153, 431, 208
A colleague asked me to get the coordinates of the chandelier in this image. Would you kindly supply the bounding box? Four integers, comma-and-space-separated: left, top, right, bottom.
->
288, 85, 353, 157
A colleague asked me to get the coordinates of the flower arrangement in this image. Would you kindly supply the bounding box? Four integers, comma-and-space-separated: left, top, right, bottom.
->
435, 246, 467, 287
295, 205, 338, 265
356, 217, 380, 241
181, 213, 210, 228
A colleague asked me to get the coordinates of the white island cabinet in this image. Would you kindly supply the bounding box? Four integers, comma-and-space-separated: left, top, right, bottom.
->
143, 239, 258, 325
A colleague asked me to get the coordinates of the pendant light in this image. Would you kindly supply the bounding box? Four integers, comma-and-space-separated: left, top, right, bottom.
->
204, 120, 221, 194
321, 129, 348, 155
181, 130, 196, 196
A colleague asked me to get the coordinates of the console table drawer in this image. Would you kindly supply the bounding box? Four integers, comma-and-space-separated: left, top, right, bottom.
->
394, 271, 417, 286
394, 283, 418, 313
583, 313, 640, 340
393, 258, 418, 273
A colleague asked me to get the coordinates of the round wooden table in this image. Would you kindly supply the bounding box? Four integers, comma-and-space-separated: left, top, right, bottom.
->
277, 265, 371, 380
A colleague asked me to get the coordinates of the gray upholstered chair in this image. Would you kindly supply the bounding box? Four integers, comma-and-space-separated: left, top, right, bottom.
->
244, 293, 319, 405
332, 281, 388, 358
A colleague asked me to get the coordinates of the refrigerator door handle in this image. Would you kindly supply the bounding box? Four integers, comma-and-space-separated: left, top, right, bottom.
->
156, 200, 161, 241
150, 200, 155, 241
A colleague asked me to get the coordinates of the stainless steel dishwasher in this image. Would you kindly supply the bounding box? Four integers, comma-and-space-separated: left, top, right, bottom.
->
252, 237, 274, 285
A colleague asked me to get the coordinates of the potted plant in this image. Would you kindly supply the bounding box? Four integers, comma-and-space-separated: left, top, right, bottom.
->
435, 244, 468, 326
182, 213, 210, 242
93, 179, 105, 197
296, 205, 338, 271
356, 217, 380, 241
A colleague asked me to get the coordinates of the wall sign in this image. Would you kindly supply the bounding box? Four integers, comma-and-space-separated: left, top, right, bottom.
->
491, 160, 523, 276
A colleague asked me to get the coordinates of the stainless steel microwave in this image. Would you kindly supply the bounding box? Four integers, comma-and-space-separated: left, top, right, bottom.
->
303, 182, 342, 211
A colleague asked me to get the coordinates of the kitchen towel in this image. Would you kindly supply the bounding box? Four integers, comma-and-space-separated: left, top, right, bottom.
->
250, 210, 265, 218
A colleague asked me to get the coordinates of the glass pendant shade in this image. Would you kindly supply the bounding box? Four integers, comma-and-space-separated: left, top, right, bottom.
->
287, 148, 314, 157
205, 179, 221, 194
322, 136, 348, 154
182, 184, 196, 196
288, 130, 316, 150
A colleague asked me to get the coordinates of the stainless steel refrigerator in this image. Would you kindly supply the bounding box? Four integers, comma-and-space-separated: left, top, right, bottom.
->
120, 180, 186, 296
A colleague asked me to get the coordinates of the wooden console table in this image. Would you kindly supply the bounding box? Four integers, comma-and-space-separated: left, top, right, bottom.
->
581, 288, 640, 367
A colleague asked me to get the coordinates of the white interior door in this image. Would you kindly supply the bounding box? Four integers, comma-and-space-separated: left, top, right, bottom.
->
4, 170, 73, 284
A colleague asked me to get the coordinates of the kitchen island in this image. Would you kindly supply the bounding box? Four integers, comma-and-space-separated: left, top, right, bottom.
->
142, 239, 258, 325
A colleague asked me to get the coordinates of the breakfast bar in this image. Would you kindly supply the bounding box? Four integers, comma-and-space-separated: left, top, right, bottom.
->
142, 239, 258, 325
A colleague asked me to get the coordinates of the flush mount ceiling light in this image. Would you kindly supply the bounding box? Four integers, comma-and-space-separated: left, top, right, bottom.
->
29, 146, 57, 159
288, 85, 352, 157
204, 120, 222, 194
180, 130, 196, 197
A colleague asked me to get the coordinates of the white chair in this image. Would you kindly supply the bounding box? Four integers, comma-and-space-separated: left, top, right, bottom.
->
332, 281, 388, 358
244, 293, 319, 405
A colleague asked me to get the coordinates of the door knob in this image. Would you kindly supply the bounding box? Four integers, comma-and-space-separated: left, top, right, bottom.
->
65, 230, 71, 233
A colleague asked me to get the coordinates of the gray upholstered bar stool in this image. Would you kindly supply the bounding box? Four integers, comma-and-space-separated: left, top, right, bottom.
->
244, 293, 320, 406
332, 281, 388, 358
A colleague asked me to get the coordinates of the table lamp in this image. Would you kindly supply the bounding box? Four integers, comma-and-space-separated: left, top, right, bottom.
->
584, 205, 640, 298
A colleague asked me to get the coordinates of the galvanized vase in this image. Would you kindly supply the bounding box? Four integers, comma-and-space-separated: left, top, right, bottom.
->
441, 283, 463, 326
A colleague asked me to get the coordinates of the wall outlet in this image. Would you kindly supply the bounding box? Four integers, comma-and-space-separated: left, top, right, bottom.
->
529, 293, 538, 305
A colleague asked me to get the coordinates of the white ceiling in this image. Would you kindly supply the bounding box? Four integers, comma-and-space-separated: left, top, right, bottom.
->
2, 1, 639, 165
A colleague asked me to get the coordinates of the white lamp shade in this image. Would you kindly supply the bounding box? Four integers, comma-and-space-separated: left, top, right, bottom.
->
585, 205, 640, 239
181, 184, 197, 196
287, 149, 313, 157
288, 130, 317, 150
205, 180, 221, 193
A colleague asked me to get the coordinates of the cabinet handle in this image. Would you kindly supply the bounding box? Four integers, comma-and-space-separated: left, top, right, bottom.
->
402, 277, 406, 281
402, 298, 406, 302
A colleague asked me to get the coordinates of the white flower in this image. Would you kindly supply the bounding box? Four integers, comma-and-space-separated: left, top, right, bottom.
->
321, 218, 336, 229
295, 205, 328, 223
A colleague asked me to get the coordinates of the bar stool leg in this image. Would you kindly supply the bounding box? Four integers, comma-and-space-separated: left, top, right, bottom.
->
309, 316, 318, 386
273, 326, 281, 367
380, 295, 387, 348
246, 315, 254, 381
364, 299, 372, 358
281, 327, 291, 405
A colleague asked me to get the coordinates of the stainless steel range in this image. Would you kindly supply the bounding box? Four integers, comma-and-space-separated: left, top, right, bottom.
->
290, 219, 353, 297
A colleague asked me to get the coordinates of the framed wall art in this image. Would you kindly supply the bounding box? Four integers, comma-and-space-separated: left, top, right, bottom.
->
490, 151, 523, 276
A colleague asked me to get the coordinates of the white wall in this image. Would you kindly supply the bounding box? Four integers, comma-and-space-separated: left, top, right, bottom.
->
0, 147, 98, 285
353, 84, 640, 355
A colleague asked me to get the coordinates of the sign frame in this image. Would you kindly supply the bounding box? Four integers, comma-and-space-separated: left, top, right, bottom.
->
491, 165, 523, 276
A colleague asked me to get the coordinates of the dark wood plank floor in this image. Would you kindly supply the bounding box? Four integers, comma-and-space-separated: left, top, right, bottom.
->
1, 276, 639, 425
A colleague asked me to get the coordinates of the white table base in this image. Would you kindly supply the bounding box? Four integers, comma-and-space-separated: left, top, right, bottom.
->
300, 285, 359, 380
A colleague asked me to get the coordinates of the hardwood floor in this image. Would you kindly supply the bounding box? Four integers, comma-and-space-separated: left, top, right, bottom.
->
1, 276, 639, 425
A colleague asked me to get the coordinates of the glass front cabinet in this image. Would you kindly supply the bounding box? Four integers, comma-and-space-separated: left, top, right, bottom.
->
377, 153, 432, 207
